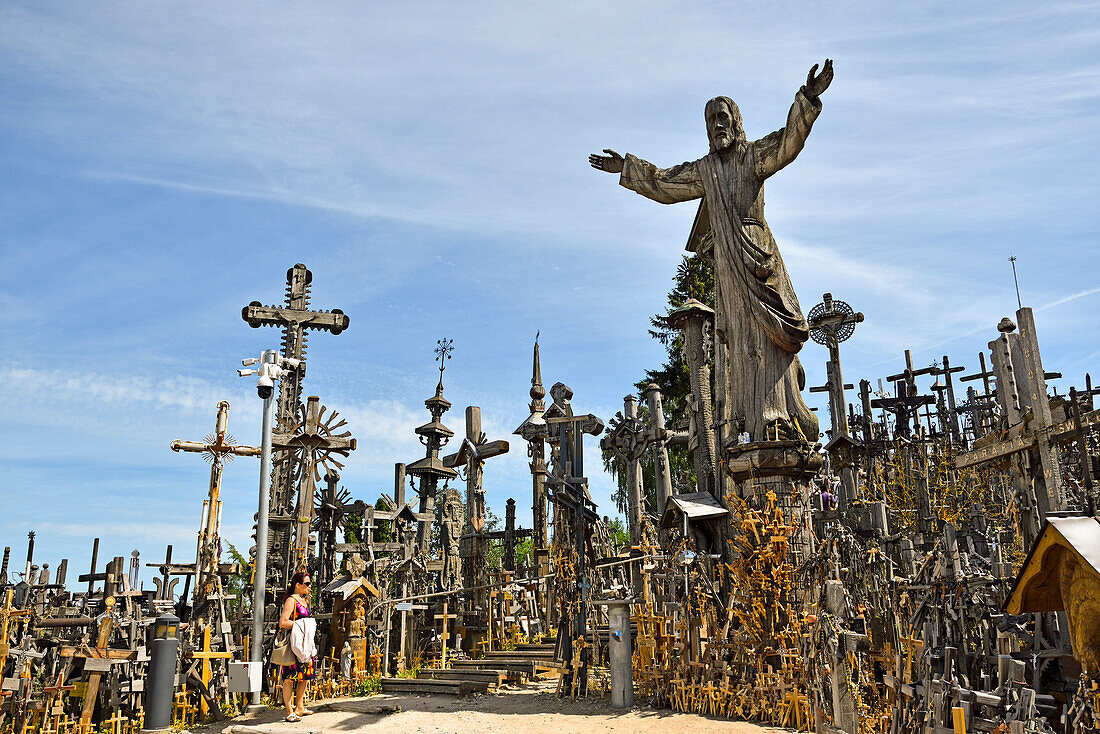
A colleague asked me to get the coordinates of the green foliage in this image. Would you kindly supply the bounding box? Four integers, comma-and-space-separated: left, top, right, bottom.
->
396, 665, 420, 679
602, 254, 716, 517
514, 538, 534, 568
354, 674, 382, 695
605, 517, 630, 553
344, 513, 361, 543
483, 506, 501, 532
346, 496, 394, 545
373, 497, 393, 542
224, 543, 252, 618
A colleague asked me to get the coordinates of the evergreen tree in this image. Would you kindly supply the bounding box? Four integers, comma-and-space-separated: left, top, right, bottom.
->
603, 254, 715, 517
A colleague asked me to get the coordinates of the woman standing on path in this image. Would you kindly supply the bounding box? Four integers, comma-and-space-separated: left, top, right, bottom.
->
278, 570, 316, 722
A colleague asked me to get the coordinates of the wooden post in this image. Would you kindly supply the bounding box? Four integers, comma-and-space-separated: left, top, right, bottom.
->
80, 598, 115, 726
397, 582, 408, 672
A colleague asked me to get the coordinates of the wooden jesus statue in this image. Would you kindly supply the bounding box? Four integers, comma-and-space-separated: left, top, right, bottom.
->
590, 60, 833, 445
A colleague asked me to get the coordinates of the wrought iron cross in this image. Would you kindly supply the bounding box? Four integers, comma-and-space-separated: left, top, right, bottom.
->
435, 338, 454, 376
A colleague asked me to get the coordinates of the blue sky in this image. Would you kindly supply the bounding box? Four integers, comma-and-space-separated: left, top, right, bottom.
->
1, 2, 1098, 585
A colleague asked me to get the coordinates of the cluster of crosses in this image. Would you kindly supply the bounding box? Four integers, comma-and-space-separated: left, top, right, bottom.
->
597, 286, 1100, 734
2, 262, 1100, 734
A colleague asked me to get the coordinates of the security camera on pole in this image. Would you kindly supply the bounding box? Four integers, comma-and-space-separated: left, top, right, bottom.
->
237, 350, 300, 709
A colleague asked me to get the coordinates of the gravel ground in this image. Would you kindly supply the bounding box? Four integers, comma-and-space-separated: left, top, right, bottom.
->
194, 680, 791, 734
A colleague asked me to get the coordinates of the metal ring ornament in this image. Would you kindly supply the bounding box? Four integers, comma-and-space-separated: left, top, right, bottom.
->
807, 297, 857, 345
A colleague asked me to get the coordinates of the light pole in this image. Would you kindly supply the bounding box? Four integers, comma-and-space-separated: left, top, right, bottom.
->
238, 349, 299, 707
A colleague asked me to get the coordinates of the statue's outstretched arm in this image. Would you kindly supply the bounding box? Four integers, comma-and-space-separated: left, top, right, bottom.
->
592, 152, 703, 205
755, 60, 833, 179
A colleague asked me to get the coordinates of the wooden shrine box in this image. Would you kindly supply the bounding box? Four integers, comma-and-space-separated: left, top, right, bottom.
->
1006, 516, 1100, 673
325, 576, 379, 675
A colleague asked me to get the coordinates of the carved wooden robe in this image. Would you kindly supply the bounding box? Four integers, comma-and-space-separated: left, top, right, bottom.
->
619, 89, 822, 443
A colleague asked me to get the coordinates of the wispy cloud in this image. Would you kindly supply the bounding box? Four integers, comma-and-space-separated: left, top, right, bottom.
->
1039, 285, 1100, 312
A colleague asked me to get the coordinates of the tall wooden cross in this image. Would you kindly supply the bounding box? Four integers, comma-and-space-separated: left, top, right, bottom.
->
242, 264, 350, 431
272, 395, 357, 568
315, 469, 366, 594
878, 350, 937, 439
543, 382, 604, 657
807, 293, 864, 439
170, 400, 259, 601
242, 264, 350, 589
871, 383, 934, 440
930, 356, 966, 444
443, 406, 509, 533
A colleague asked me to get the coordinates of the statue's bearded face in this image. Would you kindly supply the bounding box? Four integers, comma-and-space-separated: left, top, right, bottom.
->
705, 97, 744, 153
707, 102, 735, 152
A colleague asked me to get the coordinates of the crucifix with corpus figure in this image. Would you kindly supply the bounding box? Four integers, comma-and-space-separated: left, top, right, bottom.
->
443, 406, 510, 534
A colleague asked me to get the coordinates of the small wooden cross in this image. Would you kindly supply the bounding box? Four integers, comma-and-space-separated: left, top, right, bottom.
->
101, 711, 127, 734
189, 625, 232, 718
41, 673, 76, 731
433, 602, 458, 668
899, 631, 924, 684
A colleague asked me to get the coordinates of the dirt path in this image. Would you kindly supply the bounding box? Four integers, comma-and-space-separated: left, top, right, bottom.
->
202, 681, 789, 734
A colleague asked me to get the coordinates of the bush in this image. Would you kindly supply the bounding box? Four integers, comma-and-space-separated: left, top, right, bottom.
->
354, 674, 382, 696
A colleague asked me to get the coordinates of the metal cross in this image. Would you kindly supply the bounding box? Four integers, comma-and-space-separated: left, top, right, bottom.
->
435, 338, 455, 375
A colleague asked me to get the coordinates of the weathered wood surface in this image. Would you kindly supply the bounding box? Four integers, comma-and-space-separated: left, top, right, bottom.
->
417, 668, 507, 690
320, 699, 402, 715
956, 408, 1100, 468
379, 677, 487, 697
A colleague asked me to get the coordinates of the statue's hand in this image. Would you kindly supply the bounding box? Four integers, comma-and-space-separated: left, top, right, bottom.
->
804, 59, 834, 100
589, 148, 624, 174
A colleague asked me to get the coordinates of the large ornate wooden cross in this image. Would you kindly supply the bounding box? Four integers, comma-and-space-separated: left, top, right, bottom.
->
242, 264, 350, 589
242, 264, 350, 429
171, 400, 259, 600
272, 396, 357, 568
